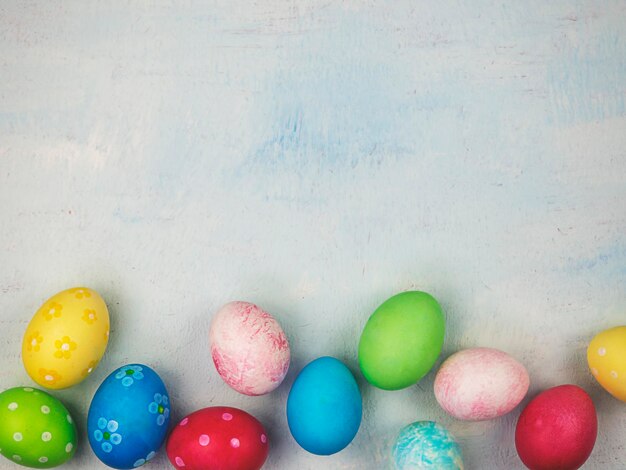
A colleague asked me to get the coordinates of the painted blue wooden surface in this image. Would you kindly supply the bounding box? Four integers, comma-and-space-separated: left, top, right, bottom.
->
1, 1, 625, 468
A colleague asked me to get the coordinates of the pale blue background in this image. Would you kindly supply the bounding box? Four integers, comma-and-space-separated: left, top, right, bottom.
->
1, 1, 625, 468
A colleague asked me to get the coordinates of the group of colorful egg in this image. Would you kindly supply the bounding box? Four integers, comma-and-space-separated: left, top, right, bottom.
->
197, 300, 362, 467
200, 292, 617, 470
0, 287, 104, 468
0, 287, 172, 469
167, 301, 289, 469
358, 291, 626, 470
1, 287, 625, 470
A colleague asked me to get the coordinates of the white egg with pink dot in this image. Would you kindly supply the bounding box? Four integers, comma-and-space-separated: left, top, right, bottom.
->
210, 301, 291, 396
434, 347, 529, 421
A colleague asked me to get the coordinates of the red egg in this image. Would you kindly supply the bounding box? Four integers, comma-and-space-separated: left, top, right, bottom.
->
515, 385, 597, 470
166, 406, 269, 470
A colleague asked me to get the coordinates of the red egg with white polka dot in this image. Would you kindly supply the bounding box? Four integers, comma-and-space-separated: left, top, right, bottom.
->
166, 406, 269, 470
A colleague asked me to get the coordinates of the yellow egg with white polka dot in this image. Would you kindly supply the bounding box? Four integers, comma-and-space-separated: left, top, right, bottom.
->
22, 287, 110, 390
587, 325, 626, 402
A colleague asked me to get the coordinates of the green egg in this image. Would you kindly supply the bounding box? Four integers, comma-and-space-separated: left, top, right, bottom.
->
358, 291, 445, 390
0, 387, 77, 468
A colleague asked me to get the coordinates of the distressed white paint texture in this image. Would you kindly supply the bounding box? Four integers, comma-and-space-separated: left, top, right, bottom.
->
1, 1, 625, 468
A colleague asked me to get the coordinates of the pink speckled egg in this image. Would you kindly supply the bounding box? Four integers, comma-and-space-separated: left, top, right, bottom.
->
434, 347, 529, 421
210, 301, 290, 396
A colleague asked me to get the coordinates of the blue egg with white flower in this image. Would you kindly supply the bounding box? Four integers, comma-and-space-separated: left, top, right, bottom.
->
88, 364, 171, 469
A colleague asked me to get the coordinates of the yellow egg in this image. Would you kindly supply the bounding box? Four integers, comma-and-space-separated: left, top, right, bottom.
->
22, 287, 110, 389
587, 325, 626, 402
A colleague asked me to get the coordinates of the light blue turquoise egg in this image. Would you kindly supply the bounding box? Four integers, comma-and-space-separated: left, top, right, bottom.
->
392, 421, 464, 470
286, 356, 362, 455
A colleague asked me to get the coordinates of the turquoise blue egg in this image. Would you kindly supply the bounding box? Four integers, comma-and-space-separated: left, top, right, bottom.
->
286, 356, 362, 455
392, 421, 464, 470
88, 364, 171, 469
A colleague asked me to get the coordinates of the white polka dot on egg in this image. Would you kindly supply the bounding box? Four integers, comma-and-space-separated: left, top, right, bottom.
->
230, 438, 240, 448
199, 434, 210, 446
598, 347, 607, 356
12, 455, 21, 462
13, 433, 22, 442
261, 434, 267, 444
41, 405, 50, 414
42, 432, 52, 442
8, 402, 18, 411
39, 457, 48, 463
175, 456, 185, 467
65, 443, 73, 453
222, 413, 233, 421
611, 370, 619, 379
180, 418, 189, 426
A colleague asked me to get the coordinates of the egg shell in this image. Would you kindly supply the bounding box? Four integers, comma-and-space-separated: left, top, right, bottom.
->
286, 356, 362, 455
392, 421, 464, 470
87, 364, 170, 469
515, 385, 597, 470
434, 347, 529, 420
587, 325, 626, 402
0, 387, 77, 469
210, 301, 290, 396
166, 406, 269, 470
358, 291, 445, 390
22, 287, 110, 390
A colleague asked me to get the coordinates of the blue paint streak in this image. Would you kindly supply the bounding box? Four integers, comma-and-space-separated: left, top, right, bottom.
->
547, 32, 626, 124
567, 242, 626, 275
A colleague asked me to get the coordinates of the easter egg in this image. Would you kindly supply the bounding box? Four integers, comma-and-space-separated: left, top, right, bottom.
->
210, 301, 290, 396
358, 291, 445, 390
286, 356, 362, 455
22, 287, 110, 389
434, 347, 529, 420
88, 364, 170, 469
0, 387, 77, 468
392, 421, 463, 470
166, 406, 269, 470
587, 325, 626, 402
515, 385, 597, 470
